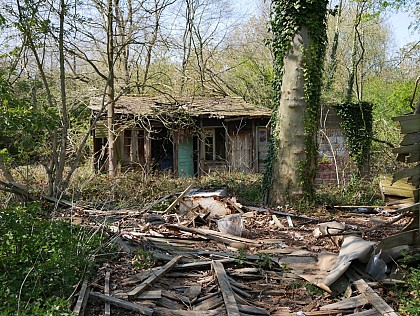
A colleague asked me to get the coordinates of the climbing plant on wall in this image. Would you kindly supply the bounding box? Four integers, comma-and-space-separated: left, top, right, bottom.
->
264, 0, 328, 204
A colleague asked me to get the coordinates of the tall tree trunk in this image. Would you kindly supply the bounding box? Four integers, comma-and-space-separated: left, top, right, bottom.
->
54, 0, 69, 195
107, 0, 117, 177
269, 28, 311, 205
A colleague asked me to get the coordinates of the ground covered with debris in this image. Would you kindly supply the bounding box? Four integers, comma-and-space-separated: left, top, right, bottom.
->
67, 187, 418, 316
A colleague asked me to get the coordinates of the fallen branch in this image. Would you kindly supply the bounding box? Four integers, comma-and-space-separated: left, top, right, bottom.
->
317, 212, 410, 238
245, 206, 319, 223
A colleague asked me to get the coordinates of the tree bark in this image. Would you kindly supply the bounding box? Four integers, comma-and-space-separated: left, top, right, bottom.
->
269, 27, 311, 205
107, 0, 117, 177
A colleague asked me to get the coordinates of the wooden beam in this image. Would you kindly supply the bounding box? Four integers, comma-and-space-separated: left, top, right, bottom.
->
212, 260, 240, 316
127, 255, 182, 300
392, 143, 420, 154
104, 272, 111, 316
163, 184, 194, 214
73, 279, 89, 316
89, 291, 153, 315
401, 132, 420, 146
392, 165, 420, 183
347, 270, 399, 316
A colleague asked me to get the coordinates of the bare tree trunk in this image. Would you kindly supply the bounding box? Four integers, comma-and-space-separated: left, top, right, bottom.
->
107, 0, 117, 177
54, 0, 69, 195
269, 27, 311, 205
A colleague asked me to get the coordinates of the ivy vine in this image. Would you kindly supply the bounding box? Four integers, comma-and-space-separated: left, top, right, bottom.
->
335, 101, 373, 174
263, 0, 328, 202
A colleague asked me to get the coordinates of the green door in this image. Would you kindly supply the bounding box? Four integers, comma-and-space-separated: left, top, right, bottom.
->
178, 139, 194, 177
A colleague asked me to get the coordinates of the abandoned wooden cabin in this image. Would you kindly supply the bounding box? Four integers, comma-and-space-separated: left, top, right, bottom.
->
89, 96, 271, 177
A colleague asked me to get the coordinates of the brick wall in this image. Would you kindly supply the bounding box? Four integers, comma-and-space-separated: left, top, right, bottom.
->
316, 106, 352, 186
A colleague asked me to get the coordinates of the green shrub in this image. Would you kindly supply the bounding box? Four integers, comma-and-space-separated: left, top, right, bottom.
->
0, 203, 104, 314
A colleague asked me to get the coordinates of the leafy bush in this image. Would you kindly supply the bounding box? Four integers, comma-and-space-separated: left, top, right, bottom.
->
0, 203, 104, 315
316, 175, 383, 206
398, 252, 420, 315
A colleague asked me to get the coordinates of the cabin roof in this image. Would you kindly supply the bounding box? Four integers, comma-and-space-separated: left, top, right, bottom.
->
89, 95, 271, 119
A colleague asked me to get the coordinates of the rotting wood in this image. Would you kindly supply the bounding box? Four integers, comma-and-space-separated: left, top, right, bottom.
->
392, 165, 420, 183
245, 206, 318, 223
347, 269, 399, 316
104, 271, 111, 316
127, 255, 182, 300
73, 278, 89, 316
212, 260, 241, 316
193, 294, 224, 310
162, 183, 194, 214
153, 308, 220, 316
89, 291, 154, 315
166, 224, 260, 247
272, 311, 349, 316
237, 303, 270, 315
345, 309, 381, 316
319, 294, 369, 310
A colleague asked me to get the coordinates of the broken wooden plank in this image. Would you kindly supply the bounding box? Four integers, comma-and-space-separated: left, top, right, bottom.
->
127, 255, 182, 300
400, 131, 420, 146
193, 294, 224, 310
392, 143, 420, 154
272, 311, 350, 316
392, 165, 420, 183
237, 303, 270, 315
114, 289, 162, 300
153, 308, 220, 316
73, 278, 89, 316
376, 229, 419, 250
392, 114, 420, 133
246, 206, 318, 222
89, 291, 154, 315
345, 309, 381, 316
347, 270, 399, 316
166, 224, 259, 247
104, 272, 111, 316
319, 294, 369, 310
162, 184, 194, 214
212, 260, 241, 316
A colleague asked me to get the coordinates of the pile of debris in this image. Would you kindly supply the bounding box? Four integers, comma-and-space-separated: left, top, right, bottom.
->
68, 186, 418, 316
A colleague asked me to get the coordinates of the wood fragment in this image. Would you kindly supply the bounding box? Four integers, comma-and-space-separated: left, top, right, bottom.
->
193, 294, 224, 310
154, 308, 220, 315
272, 215, 284, 229
73, 278, 89, 316
237, 303, 270, 315
246, 206, 318, 222
212, 260, 241, 316
320, 294, 369, 310
104, 271, 111, 316
347, 270, 399, 316
163, 184, 194, 214
89, 291, 153, 315
345, 309, 381, 316
127, 255, 182, 300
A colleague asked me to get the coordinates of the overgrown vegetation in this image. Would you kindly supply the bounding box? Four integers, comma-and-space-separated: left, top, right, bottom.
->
397, 252, 420, 315
0, 203, 106, 315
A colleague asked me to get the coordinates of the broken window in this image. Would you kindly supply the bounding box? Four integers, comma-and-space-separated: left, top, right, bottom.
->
203, 128, 225, 161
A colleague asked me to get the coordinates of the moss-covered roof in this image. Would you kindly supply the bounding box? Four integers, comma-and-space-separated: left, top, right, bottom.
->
89, 95, 271, 119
